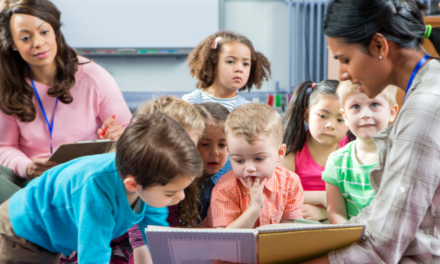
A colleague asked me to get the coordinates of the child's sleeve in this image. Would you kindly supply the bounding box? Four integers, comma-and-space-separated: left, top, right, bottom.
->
138, 205, 169, 245
210, 183, 242, 228
73, 182, 116, 264
321, 155, 338, 187
282, 172, 304, 220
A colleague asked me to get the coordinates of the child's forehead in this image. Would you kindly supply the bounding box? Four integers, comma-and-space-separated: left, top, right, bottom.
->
345, 91, 388, 105
226, 132, 278, 147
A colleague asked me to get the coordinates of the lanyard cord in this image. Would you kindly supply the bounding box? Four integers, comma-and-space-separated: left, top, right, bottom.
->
27, 65, 59, 154
404, 55, 431, 104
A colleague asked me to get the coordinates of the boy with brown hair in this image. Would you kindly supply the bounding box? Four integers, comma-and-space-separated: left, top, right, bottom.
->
0, 113, 203, 264
204, 103, 304, 228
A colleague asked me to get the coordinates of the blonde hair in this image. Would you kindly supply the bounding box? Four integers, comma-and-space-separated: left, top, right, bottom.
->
135, 96, 205, 137
225, 103, 282, 145
337, 81, 398, 108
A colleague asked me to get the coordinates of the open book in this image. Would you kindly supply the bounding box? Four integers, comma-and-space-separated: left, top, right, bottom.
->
145, 220, 365, 264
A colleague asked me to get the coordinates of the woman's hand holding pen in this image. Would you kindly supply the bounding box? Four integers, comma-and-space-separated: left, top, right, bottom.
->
97, 115, 124, 140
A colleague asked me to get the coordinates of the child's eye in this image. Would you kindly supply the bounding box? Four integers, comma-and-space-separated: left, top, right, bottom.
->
219, 143, 227, 148
165, 194, 174, 197
227, 60, 234, 64
338, 119, 345, 123
352, 104, 360, 110
21, 36, 30, 42
341, 59, 349, 64
371, 103, 379, 108
234, 159, 244, 164
255, 157, 265, 161
199, 143, 209, 147
244, 62, 250, 66
319, 114, 327, 119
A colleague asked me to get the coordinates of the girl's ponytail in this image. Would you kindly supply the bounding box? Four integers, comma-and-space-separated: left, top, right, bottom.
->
283, 81, 314, 155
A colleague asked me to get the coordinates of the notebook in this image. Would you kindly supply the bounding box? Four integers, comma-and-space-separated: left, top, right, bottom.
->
145, 222, 365, 264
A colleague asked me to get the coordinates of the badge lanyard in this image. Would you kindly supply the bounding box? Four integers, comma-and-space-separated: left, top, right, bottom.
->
404, 55, 431, 103
27, 65, 59, 154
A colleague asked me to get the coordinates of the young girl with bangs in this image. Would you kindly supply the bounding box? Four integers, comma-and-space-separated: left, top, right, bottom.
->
280, 80, 351, 222
193, 103, 231, 222
182, 31, 271, 111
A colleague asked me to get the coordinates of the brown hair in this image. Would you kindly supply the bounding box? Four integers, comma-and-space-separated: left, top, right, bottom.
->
188, 30, 271, 92
115, 112, 203, 189
177, 103, 230, 227
194, 102, 229, 128
0, 0, 86, 122
135, 96, 205, 227
135, 95, 205, 138
226, 103, 282, 145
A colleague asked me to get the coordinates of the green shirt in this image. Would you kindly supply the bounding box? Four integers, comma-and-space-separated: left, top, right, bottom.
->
322, 141, 376, 219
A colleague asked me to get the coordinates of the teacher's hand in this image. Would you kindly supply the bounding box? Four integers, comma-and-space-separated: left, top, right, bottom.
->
26, 158, 57, 179
97, 117, 124, 140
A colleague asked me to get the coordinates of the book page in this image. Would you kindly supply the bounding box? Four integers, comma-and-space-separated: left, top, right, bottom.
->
168, 239, 241, 264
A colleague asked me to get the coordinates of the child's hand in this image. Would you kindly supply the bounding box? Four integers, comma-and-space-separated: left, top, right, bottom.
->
302, 204, 328, 221
247, 177, 267, 210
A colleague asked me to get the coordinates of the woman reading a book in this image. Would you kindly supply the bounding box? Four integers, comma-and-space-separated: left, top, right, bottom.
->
0, 0, 132, 179
305, 0, 440, 263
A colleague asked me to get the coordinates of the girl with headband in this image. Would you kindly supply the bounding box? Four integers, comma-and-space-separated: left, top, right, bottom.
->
182, 31, 271, 112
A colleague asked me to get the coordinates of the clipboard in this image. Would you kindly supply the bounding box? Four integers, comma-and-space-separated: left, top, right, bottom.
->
48, 139, 116, 163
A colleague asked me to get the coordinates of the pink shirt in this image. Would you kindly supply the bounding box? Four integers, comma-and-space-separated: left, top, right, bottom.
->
0, 56, 132, 178
295, 135, 349, 191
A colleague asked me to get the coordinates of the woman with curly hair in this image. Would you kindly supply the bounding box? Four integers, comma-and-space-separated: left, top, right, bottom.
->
0, 0, 132, 179
182, 30, 272, 111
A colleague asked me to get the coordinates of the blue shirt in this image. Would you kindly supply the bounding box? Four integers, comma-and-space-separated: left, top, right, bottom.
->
9, 153, 168, 264
198, 159, 232, 221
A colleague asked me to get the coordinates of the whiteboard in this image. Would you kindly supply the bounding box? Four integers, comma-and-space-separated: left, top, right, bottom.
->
51, 0, 219, 48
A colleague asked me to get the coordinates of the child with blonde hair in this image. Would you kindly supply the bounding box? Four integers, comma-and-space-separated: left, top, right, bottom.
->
182, 31, 271, 111
204, 103, 303, 228
194, 103, 231, 222
323, 82, 398, 224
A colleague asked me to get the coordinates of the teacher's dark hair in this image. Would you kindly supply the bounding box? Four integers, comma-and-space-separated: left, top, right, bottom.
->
323, 0, 440, 55
0, 0, 87, 122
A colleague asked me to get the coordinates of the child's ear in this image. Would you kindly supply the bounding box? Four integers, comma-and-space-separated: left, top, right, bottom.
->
124, 176, 138, 192
277, 143, 287, 163
303, 109, 309, 124
388, 103, 399, 123
340, 108, 349, 126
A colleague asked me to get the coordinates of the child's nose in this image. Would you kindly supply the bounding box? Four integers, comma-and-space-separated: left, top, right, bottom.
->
361, 108, 372, 118
245, 162, 256, 172
210, 147, 219, 157
175, 190, 185, 202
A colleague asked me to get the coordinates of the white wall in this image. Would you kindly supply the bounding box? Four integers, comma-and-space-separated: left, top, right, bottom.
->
91, 0, 293, 93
